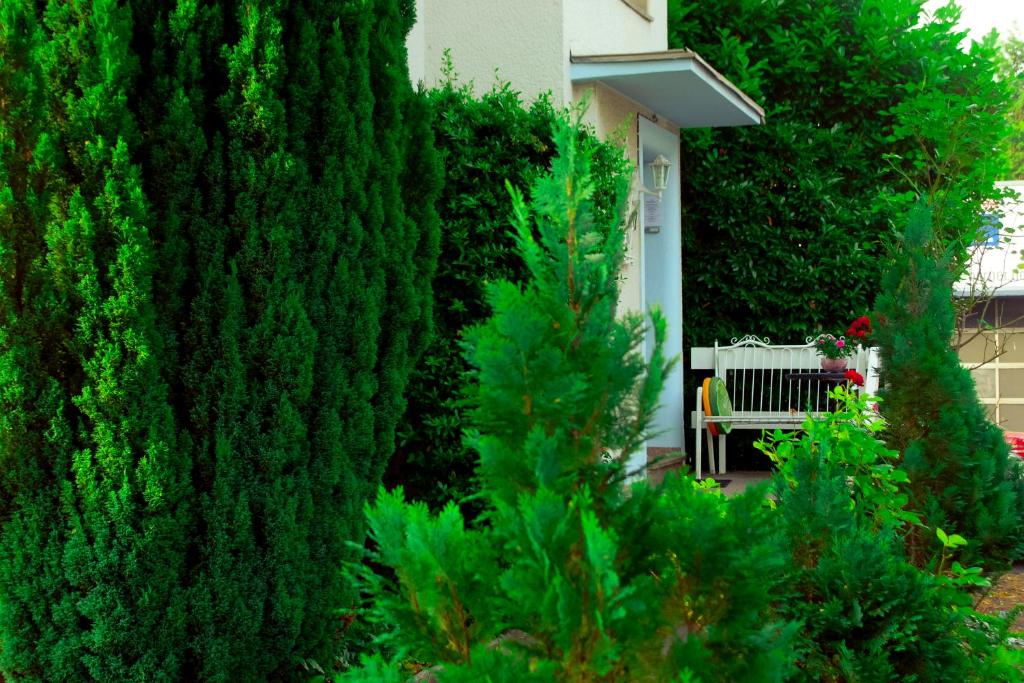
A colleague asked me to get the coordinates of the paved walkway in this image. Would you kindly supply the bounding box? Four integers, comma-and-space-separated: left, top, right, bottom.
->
715, 470, 772, 497
645, 457, 772, 496
975, 563, 1024, 631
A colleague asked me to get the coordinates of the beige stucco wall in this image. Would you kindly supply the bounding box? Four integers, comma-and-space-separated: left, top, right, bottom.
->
409, 0, 568, 104
572, 83, 641, 314
564, 0, 668, 55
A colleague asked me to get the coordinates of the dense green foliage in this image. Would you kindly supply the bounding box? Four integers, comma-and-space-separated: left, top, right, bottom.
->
1000, 32, 1024, 179
387, 79, 627, 512
759, 388, 1023, 681
874, 206, 1020, 566
346, 121, 1022, 682
343, 120, 800, 682
0, 1, 439, 679
669, 0, 1011, 346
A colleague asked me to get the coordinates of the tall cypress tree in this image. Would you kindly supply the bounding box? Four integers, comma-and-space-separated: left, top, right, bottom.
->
874, 206, 1020, 566
0, 0, 439, 679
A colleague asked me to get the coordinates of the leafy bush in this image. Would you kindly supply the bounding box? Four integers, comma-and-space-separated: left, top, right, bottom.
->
759, 388, 1022, 681
760, 386, 920, 532
0, 1, 438, 678
999, 33, 1024, 179
387, 76, 627, 512
353, 122, 1019, 682
874, 206, 1021, 566
669, 0, 1011, 347
342, 118, 797, 682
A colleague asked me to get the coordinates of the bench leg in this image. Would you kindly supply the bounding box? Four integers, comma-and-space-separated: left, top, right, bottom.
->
695, 428, 702, 480
718, 434, 727, 475
694, 386, 703, 480
705, 427, 716, 475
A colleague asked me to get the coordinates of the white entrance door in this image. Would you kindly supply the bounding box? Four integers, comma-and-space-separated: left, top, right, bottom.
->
636, 117, 683, 465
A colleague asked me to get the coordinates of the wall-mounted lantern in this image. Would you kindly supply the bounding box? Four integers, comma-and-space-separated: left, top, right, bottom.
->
641, 154, 672, 234
648, 154, 672, 195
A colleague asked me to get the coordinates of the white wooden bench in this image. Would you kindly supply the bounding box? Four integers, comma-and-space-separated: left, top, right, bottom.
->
689, 335, 880, 479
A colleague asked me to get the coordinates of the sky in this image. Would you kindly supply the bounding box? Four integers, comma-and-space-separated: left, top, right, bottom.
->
923, 0, 1024, 42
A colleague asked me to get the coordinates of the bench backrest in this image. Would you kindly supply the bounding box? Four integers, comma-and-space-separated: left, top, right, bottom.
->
691, 335, 880, 415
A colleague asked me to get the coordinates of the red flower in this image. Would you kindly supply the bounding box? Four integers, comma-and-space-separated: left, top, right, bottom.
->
844, 370, 865, 386
846, 315, 872, 341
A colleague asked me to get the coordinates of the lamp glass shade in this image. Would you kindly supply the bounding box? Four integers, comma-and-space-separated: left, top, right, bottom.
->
649, 154, 671, 192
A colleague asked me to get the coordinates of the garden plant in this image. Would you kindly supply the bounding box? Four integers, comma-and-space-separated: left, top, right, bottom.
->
1000, 31, 1024, 179
874, 206, 1023, 566
341, 118, 800, 682
0, 0, 438, 679
669, 0, 1012, 346
814, 333, 853, 364
758, 386, 1023, 681
388, 73, 626, 514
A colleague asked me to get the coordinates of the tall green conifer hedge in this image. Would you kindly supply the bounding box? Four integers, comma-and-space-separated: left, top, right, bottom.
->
0, 1, 439, 679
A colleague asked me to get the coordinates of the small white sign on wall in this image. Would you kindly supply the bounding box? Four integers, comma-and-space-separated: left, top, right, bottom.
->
643, 192, 662, 234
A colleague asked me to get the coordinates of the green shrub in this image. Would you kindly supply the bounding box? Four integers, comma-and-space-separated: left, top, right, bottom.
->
387, 76, 627, 512
759, 386, 921, 532
669, 0, 1011, 347
341, 117, 797, 682
0, 1, 438, 679
759, 388, 1022, 681
999, 33, 1024, 179
874, 206, 1020, 566
778, 487, 981, 682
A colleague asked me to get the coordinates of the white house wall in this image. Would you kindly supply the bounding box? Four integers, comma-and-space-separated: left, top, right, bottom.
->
407, 0, 427, 86
408, 1, 670, 105
564, 0, 668, 56
407, 0, 568, 105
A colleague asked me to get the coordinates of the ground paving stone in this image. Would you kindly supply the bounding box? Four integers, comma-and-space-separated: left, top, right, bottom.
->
975, 563, 1024, 632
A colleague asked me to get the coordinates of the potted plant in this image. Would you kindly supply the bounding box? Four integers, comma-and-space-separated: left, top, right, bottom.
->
816, 316, 873, 372
815, 333, 853, 371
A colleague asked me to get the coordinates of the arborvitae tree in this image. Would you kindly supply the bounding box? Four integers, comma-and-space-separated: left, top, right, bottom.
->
341, 119, 798, 682
0, 0, 439, 679
874, 206, 1020, 566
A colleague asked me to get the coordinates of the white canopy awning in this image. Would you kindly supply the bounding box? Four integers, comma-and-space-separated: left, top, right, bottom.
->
570, 50, 764, 128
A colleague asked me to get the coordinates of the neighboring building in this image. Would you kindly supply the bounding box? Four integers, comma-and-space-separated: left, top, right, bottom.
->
407, 0, 764, 475
956, 181, 1024, 430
